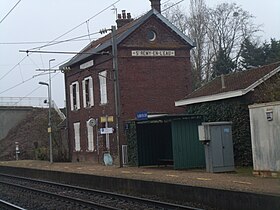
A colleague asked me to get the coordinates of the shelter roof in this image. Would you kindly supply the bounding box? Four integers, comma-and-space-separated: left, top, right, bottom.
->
133, 113, 204, 123
175, 61, 280, 106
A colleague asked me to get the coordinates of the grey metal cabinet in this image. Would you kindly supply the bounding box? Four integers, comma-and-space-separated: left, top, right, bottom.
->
198, 122, 235, 173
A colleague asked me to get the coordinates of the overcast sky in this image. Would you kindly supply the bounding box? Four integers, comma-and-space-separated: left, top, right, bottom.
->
0, 0, 279, 108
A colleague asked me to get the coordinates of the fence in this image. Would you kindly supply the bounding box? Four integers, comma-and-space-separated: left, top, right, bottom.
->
0, 97, 66, 120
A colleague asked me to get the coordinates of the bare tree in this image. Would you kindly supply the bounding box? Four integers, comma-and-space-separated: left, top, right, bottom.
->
206, 3, 260, 73
186, 0, 208, 87
164, 0, 208, 88
164, 1, 260, 86
163, 4, 188, 34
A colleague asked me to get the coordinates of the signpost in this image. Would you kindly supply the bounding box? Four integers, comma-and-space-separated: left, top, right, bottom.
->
100, 127, 114, 134
15, 142, 20, 160
100, 116, 114, 123
99, 115, 114, 154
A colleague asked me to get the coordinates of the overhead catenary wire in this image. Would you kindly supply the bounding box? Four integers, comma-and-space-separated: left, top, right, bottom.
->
0, 55, 28, 81
22, 31, 100, 49
0, 67, 58, 95
0, 72, 60, 107
19, 50, 109, 55
18, 63, 24, 82
0, 30, 99, 82
0, 31, 100, 49
29, 0, 121, 51
28, 55, 41, 69
0, 0, 21, 24
0, 57, 71, 96
0, 38, 97, 45
86, 21, 92, 42
161, 0, 185, 13
0, 76, 39, 95
0, 1, 119, 85
0, 0, 185, 105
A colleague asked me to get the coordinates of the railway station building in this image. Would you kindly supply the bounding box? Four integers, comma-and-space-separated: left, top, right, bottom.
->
60, 0, 195, 164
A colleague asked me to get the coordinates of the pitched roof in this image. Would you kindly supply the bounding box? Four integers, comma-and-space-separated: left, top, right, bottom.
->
175, 61, 280, 106
60, 9, 195, 69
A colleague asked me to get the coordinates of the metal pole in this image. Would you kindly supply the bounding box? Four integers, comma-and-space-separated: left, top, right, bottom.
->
111, 25, 122, 167
15, 142, 19, 161
49, 59, 55, 163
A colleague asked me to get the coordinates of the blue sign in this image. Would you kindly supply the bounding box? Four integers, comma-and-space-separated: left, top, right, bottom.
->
136, 111, 148, 120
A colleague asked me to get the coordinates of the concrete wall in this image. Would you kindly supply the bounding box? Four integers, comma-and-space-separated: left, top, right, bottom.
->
0, 166, 279, 210
0, 106, 33, 140
249, 102, 280, 172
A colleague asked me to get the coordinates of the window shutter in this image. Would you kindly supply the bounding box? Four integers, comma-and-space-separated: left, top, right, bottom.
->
74, 122, 80, 151
89, 77, 94, 106
76, 82, 80, 109
87, 122, 94, 151
99, 71, 107, 104
82, 80, 86, 108
103, 71, 107, 104
70, 84, 74, 111
99, 74, 103, 104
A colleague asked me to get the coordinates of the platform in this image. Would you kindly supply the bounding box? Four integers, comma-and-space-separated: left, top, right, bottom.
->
0, 160, 278, 196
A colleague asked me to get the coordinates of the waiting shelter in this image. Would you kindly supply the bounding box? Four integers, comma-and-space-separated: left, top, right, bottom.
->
126, 114, 205, 169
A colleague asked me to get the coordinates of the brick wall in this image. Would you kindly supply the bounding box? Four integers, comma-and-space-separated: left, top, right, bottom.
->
64, 14, 193, 162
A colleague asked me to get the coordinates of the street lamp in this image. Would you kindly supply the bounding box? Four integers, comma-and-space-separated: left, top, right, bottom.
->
38, 58, 55, 163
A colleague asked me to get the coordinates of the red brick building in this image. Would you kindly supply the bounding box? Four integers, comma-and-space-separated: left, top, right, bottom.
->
60, 0, 195, 164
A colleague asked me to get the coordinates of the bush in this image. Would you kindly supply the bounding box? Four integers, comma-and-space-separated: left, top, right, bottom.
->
125, 122, 138, 166
34, 147, 48, 160
186, 100, 252, 166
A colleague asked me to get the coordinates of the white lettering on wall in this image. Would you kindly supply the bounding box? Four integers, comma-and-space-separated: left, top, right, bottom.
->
131, 50, 175, 57
80, 60, 94, 69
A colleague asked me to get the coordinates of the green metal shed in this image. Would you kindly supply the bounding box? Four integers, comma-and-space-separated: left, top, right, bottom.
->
171, 118, 205, 169
134, 114, 205, 169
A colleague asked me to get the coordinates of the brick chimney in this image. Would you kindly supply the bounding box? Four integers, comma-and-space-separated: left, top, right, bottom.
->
116, 10, 134, 28
150, 0, 161, 13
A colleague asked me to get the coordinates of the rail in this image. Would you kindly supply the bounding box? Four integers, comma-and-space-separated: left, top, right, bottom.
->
0, 173, 203, 210
0, 199, 26, 210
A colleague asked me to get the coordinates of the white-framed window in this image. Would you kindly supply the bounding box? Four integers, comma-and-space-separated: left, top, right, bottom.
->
86, 121, 94, 151
70, 81, 80, 111
73, 122, 81, 151
99, 70, 107, 104
82, 76, 94, 108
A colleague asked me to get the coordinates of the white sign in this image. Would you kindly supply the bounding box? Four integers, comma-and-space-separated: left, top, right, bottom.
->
80, 60, 94, 69
131, 50, 175, 57
100, 127, 114, 134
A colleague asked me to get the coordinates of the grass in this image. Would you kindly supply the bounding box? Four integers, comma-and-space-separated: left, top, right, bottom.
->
235, 166, 254, 177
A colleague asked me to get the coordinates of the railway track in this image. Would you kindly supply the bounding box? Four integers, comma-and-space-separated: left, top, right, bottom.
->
0, 173, 203, 210
0, 199, 26, 210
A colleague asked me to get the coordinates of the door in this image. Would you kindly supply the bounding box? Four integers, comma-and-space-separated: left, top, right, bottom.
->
210, 126, 224, 167
221, 125, 234, 167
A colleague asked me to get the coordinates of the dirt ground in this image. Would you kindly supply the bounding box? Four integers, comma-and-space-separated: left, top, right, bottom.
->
0, 160, 279, 196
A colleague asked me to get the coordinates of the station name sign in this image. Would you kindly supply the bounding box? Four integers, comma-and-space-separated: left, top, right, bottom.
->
131, 50, 175, 57
136, 111, 148, 120
80, 60, 94, 70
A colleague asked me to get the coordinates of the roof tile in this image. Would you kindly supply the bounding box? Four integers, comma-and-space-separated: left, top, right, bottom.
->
184, 61, 280, 100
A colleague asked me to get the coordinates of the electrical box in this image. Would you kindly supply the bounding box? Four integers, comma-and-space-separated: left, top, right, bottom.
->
198, 125, 207, 141
199, 122, 235, 173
